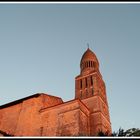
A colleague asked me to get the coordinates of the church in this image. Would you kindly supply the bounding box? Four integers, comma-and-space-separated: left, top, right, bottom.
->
0, 48, 112, 136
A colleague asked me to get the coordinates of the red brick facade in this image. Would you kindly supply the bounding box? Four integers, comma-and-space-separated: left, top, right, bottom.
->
75, 48, 112, 135
0, 48, 111, 136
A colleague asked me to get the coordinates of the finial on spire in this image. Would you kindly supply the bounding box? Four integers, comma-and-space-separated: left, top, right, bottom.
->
87, 43, 89, 49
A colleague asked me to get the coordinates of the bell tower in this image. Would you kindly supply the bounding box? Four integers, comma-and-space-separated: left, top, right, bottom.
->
75, 48, 112, 136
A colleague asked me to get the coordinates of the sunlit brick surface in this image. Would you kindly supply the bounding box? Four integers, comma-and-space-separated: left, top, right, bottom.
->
0, 48, 111, 136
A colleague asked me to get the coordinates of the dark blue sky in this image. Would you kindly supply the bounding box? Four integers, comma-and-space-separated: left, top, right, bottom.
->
0, 3, 140, 132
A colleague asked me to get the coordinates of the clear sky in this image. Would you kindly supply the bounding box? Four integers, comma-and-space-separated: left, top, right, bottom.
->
0, 2, 140, 132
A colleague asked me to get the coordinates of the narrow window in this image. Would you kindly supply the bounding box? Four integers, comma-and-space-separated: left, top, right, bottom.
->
80, 79, 82, 89
86, 61, 88, 67
91, 76, 93, 85
85, 78, 87, 87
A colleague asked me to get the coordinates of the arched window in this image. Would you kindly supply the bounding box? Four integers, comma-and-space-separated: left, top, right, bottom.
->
85, 78, 87, 87
91, 76, 93, 85
80, 79, 82, 89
